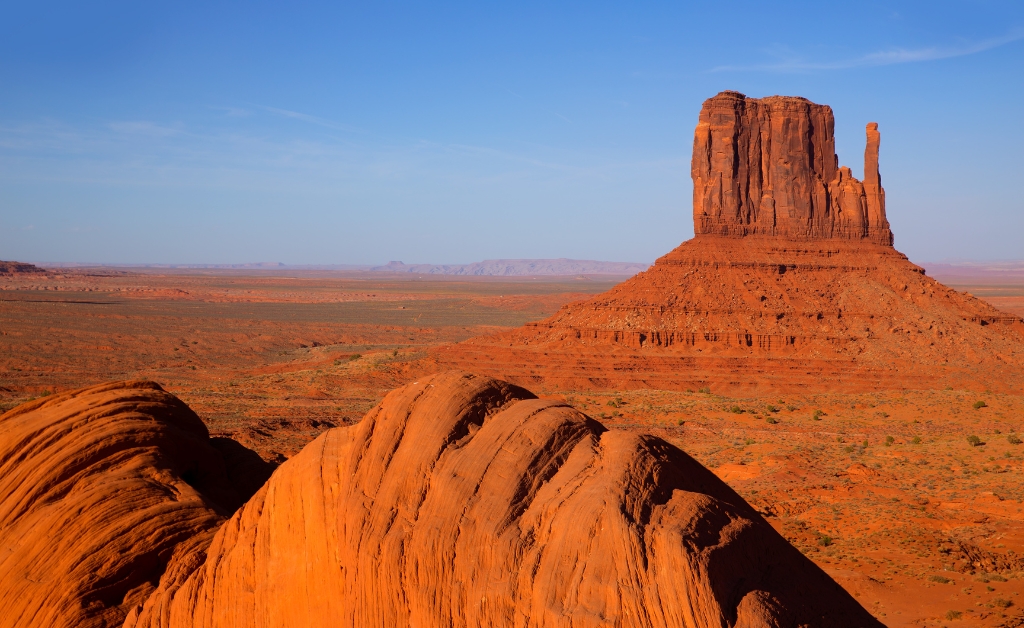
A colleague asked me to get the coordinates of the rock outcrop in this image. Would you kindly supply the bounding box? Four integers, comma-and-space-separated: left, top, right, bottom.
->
692, 91, 893, 245
125, 372, 879, 627
0, 261, 45, 276
436, 92, 1024, 394
0, 382, 273, 628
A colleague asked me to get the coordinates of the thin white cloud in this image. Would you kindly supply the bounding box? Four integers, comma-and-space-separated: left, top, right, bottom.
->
108, 121, 182, 136
710, 29, 1024, 73
209, 105, 251, 117
258, 105, 363, 132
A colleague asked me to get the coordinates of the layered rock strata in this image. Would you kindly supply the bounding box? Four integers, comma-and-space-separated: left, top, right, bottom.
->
437, 92, 1024, 393
692, 91, 893, 245
125, 372, 879, 627
0, 382, 273, 628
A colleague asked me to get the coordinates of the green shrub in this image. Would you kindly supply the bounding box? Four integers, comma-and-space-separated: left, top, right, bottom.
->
945, 610, 962, 620
818, 535, 832, 547
974, 400, 988, 409
912, 436, 922, 445
766, 416, 779, 424
843, 445, 855, 453
730, 405, 744, 414
698, 386, 711, 394
1008, 434, 1022, 445
812, 409, 825, 420
929, 575, 951, 584
994, 598, 1013, 609
349, 354, 361, 361
765, 404, 779, 413
967, 435, 984, 447
885, 436, 895, 446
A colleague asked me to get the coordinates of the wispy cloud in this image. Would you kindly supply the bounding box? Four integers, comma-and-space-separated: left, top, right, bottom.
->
108, 121, 182, 136
209, 105, 251, 117
710, 29, 1024, 73
258, 105, 363, 132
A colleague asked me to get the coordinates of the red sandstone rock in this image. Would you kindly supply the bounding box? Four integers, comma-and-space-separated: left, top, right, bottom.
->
437, 92, 1023, 394
0, 261, 45, 276
692, 91, 892, 245
126, 372, 879, 627
0, 382, 273, 628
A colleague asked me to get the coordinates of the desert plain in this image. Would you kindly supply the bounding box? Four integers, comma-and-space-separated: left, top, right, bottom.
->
3, 261, 1024, 627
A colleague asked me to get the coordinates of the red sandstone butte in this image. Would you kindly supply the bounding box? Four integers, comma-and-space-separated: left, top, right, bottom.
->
436, 92, 1024, 394
692, 91, 892, 245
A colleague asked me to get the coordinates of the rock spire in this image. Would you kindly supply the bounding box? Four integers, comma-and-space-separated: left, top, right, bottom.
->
692, 91, 893, 245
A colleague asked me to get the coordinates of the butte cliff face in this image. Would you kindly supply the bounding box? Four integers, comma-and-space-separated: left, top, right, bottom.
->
0, 374, 880, 627
692, 91, 892, 245
437, 92, 1024, 393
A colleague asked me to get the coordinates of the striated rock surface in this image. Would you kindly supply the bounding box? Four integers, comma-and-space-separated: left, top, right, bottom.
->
692, 91, 893, 245
0, 381, 273, 628
127, 372, 879, 627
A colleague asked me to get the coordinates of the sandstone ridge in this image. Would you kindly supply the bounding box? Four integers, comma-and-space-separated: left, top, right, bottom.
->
693, 91, 892, 245
0, 375, 880, 627
0, 381, 274, 628
122, 372, 876, 627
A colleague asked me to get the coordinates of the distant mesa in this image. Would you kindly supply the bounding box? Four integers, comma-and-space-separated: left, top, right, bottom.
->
0, 260, 46, 276
437, 91, 1024, 393
371, 258, 650, 276
1, 374, 880, 627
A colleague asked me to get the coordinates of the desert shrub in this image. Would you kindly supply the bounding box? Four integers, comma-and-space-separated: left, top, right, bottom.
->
812, 409, 825, 420
989, 574, 1007, 582
729, 405, 744, 414
698, 386, 711, 394
974, 400, 988, 409
843, 445, 855, 453
349, 354, 361, 361
967, 435, 984, 447
885, 436, 895, 446
818, 535, 832, 547
912, 436, 922, 445
1008, 434, 1022, 445
607, 400, 619, 407
862, 440, 869, 447
945, 610, 962, 620
766, 416, 779, 424
929, 575, 951, 584
677, 419, 684, 426
765, 404, 779, 413
994, 598, 1013, 608
786, 404, 797, 411
744, 438, 755, 445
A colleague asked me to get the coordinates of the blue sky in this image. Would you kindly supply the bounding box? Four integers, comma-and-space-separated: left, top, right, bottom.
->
1, 1, 1022, 264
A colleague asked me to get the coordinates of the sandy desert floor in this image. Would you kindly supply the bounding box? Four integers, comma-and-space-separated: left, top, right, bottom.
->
2, 267, 1024, 627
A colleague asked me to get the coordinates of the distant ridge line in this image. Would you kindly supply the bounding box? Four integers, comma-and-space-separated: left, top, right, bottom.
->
33, 258, 651, 276
370, 258, 650, 276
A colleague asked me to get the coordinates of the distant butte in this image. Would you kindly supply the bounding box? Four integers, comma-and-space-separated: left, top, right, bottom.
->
0, 260, 46, 276
437, 91, 1024, 394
